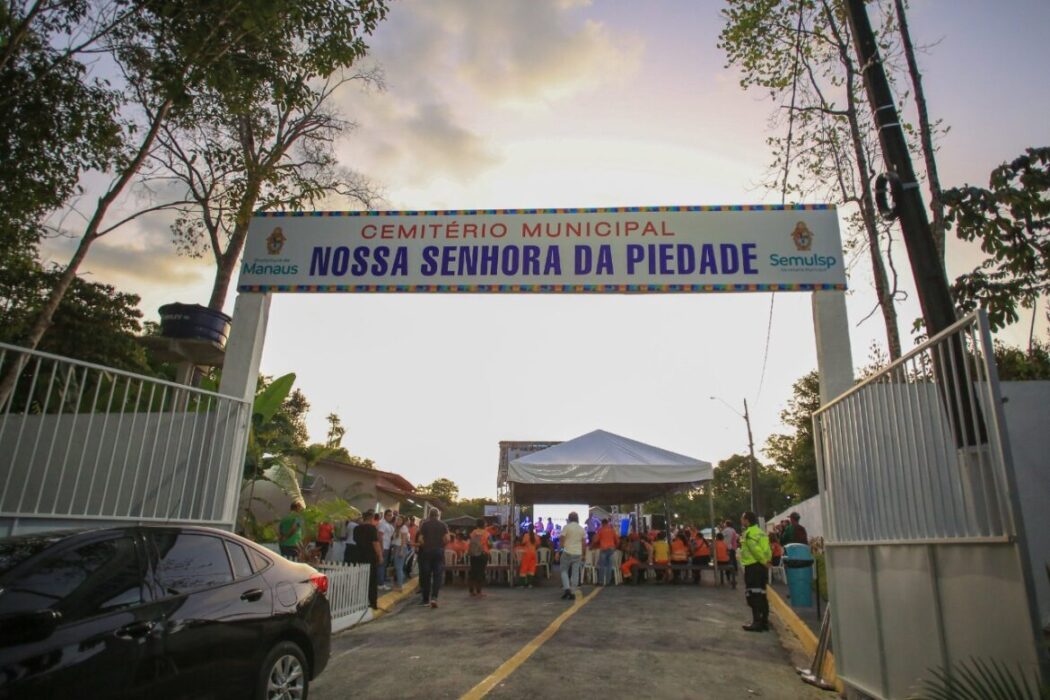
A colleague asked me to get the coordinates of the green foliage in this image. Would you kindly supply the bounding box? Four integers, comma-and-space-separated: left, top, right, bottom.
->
0, 262, 149, 372
416, 478, 460, 505
0, 2, 123, 269
945, 147, 1050, 331
906, 657, 1048, 700
764, 371, 822, 502
651, 454, 791, 526
254, 373, 296, 425
994, 340, 1050, 381
301, 498, 359, 542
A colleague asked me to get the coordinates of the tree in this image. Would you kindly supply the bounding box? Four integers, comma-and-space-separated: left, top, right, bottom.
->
0, 0, 389, 406
0, 0, 126, 273
720, 0, 949, 360
944, 147, 1050, 335
0, 260, 149, 373
763, 371, 822, 502
155, 70, 383, 310
994, 340, 1050, 381
416, 478, 460, 505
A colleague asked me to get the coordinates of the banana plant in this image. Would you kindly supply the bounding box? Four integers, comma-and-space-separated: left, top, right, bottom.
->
239, 373, 301, 536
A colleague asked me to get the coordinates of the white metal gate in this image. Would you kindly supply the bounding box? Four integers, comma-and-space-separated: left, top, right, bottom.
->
814, 311, 1048, 698
0, 342, 250, 535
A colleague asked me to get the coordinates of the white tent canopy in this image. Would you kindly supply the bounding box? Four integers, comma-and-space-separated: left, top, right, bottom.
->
507, 429, 713, 504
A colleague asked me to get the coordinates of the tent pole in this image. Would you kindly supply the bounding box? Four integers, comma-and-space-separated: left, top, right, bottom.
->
708, 481, 719, 583
509, 483, 515, 588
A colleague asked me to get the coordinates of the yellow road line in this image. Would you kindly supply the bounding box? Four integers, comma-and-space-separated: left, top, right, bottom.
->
460, 588, 602, 700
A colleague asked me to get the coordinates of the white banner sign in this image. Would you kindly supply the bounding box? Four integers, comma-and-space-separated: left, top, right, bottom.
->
237, 205, 846, 293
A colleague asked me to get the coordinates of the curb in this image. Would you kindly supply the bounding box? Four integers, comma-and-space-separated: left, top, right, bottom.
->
373, 577, 419, 620
767, 588, 843, 693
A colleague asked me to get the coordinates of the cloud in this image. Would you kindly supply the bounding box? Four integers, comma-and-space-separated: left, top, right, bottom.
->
334, 0, 643, 189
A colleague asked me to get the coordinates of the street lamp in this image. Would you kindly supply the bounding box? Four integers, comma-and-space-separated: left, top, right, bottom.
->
710, 396, 761, 516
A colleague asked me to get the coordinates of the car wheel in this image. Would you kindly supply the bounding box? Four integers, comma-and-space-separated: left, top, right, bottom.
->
258, 641, 309, 700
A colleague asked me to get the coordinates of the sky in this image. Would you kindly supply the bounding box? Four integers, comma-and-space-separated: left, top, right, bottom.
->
46, 0, 1050, 500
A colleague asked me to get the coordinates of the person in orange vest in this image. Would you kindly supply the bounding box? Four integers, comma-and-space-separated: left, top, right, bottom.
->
518, 525, 541, 587
715, 532, 736, 588
670, 530, 690, 584
690, 531, 711, 584
595, 519, 620, 586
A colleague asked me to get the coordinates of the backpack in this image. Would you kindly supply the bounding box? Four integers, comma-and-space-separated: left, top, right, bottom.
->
468, 530, 485, 557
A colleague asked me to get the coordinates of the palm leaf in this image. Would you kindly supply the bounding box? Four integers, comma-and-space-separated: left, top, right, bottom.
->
908, 658, 1045, 700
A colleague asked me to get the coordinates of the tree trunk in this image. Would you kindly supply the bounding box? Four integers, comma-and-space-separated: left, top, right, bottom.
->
893, 0, 945, 263
207, 178, 262, 312
831, 6, 903, 360
0, 99, 173, 408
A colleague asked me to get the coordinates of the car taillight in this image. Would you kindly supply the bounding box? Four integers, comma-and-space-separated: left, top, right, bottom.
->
310, 573, 328, 595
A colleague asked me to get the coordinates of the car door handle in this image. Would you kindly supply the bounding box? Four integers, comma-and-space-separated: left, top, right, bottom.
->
115, 621, 155, 640
240, 588, 264, 602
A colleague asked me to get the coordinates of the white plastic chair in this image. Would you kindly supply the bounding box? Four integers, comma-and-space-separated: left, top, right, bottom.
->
581, 549, 598, 584
769, 560, 786, 584
536, 548, 552, 579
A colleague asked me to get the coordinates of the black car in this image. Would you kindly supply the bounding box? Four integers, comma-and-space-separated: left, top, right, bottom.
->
0, 525, 330, 699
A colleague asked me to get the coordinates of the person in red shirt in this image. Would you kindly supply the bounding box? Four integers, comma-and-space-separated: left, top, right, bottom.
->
315, 520, 334, 561
596, 519, 619, 586
770, 534, 784, 566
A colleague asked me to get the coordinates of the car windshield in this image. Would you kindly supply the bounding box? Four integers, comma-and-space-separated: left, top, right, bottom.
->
0, 532, 78, 577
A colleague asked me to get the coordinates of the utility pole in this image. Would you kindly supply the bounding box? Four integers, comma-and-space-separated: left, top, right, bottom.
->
743, 398, 760, 517
843, 0, 985, 448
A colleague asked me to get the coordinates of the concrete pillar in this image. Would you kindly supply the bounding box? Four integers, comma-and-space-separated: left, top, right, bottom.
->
811, 290, 855, 405
219, 293, 272, 402
218, 292, 272, 528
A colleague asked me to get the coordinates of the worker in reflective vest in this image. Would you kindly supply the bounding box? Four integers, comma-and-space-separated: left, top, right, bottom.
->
739, 511, 772, 632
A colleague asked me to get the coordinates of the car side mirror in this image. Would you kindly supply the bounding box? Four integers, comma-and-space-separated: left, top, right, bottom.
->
0, 609, 62, 646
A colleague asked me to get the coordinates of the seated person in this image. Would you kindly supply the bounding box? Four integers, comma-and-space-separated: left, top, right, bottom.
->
770, 534, 783, 567
651, 532, 671, 583
670, 531, 690, 584
691, 533, 711, 584
715, 532, 736, 588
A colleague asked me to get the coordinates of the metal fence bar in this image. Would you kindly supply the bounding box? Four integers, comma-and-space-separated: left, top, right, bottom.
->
0, 342, 249, 530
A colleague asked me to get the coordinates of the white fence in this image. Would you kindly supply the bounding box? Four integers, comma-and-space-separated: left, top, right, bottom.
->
318, 562, 373, 632
0, 342, 250, 535
814, 311, 1049, 698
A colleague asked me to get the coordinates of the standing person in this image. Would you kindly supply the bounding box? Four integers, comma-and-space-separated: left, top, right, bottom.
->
418, 510, 450, 608
343, 513, 361, 564
545, 517, 554, 537
739, 511, 773, 632
315, 520, 334, 561
392, 515, 410, 591
353, 510, 381, 610
377, 509, 395, 591
518, 525, 541, 587
467, 518, 491, 598
595, 518, 619, 586
585, 513, 600, 541
784, 512, 809, 544
722, 519, 740, 581
278, 501, 305, 560
558, 511, 586, 600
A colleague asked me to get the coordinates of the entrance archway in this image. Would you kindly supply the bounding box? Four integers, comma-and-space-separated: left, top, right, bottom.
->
217, 204, 855, 495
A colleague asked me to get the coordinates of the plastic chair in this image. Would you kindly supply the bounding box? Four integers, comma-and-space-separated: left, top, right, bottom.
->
769, 560, 786, 584
536, 548, 552, 579
581, 549, 598, 584
611, 550, 623, 585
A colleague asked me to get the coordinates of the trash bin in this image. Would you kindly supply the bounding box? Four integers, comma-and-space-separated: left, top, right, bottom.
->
784, 543, 814, 607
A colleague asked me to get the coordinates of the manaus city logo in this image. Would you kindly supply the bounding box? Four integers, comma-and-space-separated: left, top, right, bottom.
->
791, 221, 814, 251
266, 226, 287, 255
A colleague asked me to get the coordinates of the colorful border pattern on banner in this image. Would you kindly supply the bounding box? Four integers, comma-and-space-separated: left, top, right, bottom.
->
254, 203, 836, 218
238, 282, 846, 293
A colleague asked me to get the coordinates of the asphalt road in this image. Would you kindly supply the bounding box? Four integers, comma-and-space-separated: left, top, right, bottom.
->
312, 573, 833, 700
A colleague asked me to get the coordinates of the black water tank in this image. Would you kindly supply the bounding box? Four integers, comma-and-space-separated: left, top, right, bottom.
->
158, 303, 232, 347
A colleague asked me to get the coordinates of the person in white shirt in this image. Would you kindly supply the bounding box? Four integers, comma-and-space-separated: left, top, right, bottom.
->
377, 509, 395, 590
558, 512, 587, 600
